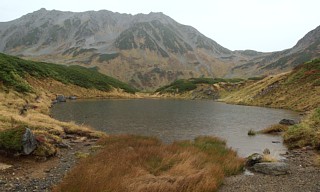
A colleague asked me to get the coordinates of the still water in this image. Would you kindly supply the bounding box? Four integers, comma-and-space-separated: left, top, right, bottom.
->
51, 99, 299, 157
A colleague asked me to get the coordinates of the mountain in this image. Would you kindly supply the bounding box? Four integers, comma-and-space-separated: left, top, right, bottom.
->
230, 25, 320, 77
0, 8, 260, 90
0, 9, 319, 90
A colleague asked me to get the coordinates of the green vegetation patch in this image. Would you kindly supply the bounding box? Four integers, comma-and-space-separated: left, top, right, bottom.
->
0, 53, 137, 93
248, 76, 266, 81
0, 126, 25, 152
98, 53, 119, 62
156, 79, 197, 93
156, 77, 244, 93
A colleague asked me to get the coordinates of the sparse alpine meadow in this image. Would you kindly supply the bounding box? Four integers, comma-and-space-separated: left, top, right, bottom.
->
0, 52, 319, 191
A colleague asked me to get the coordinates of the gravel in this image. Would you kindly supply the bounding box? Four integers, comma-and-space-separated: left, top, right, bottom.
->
0, 138, 97, 192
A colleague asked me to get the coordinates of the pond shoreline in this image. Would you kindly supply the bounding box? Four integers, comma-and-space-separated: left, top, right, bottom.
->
0, 91, 313, 191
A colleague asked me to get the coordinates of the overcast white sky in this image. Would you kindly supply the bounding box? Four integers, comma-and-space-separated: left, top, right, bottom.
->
0, 0, 319, 52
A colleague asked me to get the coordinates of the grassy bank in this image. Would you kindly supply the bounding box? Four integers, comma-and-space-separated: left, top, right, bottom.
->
53, 135, 244, 192
284, 108, 320, 149
220, 59, 320, 111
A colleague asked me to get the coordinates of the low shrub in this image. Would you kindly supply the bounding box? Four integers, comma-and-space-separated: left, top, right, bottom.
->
0, 126, 25, 152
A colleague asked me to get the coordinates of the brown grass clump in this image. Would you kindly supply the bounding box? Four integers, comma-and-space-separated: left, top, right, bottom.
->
53, 135, 244, 192
260, 124, 288, 134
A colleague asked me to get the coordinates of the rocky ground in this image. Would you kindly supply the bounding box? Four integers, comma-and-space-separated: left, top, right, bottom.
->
219, 148, 320, 192
0, 136, 99, 192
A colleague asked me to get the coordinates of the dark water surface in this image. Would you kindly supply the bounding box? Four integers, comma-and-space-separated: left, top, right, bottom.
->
51, 99, 299, 157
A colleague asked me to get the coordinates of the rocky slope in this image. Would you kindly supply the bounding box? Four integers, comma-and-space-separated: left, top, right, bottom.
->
230, 25, 320, 78
0, 8, 261, 90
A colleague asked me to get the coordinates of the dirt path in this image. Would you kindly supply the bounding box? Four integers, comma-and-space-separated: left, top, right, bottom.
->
219, 149, 320, 192
0, 137, 99, 191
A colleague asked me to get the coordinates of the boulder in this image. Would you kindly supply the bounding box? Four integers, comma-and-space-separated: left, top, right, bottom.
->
279, 119, 297, 125
22, 128, 38, 155
253, 162, 289, 175
56, 95, 66, 102
246, 153, 263, 166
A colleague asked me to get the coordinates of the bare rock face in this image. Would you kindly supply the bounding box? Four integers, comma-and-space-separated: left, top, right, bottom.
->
253, 162, 289, 176
0, 9, 261, 90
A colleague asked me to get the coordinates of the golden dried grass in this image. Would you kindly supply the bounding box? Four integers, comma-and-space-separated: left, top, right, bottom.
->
53, 135, 244, 192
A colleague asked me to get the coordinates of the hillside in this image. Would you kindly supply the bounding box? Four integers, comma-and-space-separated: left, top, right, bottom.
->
222, 59, 320, 111
0, 53, 137, 93
230, 25, 320, 78
0, 8, 263, 90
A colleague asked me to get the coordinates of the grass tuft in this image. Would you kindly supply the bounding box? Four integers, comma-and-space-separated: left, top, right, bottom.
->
247, 129, 256, 136
0, 126, 25, 152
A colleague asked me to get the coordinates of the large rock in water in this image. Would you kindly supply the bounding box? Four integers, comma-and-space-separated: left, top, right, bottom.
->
279, 119, 297, 125
22, 128, 38, 155
253, 162, 289, 175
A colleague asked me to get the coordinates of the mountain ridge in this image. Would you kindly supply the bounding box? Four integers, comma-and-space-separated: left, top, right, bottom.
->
0, 8, 319, 90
